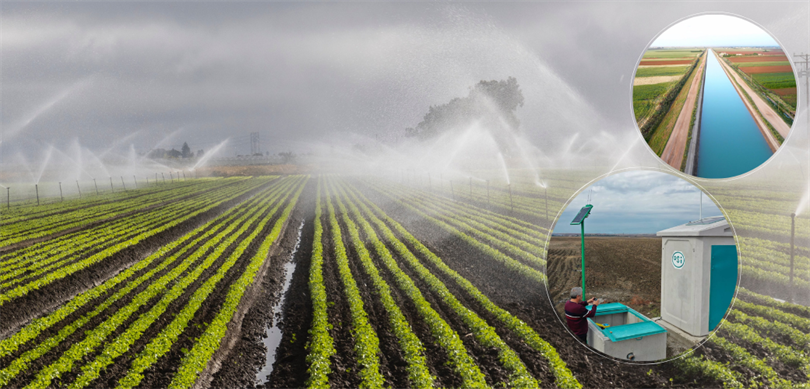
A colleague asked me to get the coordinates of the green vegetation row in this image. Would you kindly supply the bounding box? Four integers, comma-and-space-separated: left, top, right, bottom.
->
334, 180, 536, 387
0, 178, 298, 388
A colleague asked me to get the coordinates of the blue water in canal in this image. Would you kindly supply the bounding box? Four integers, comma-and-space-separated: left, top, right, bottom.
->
697, 51, 773, 178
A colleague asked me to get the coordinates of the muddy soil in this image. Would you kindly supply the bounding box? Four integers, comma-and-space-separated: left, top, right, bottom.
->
209, 180, 314, 388
547, 236, 662, 319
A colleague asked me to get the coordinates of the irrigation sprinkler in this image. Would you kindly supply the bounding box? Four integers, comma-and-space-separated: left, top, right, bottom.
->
59, 182, 63, 202
170, 172, 174, 184
35, 184, 40, 206
133, 175, 137, 189
182, 171, 186, 180
7, 187, 10, 210
156, 173, 159, 184
544, 186, 548, 222
790, 212, 796, 303
94, 178, 99, 195
110, 177, 114, 193
570, 204, 593, 298
121, 176, 127, 191
162, 173, 166, 184
486, 180, 490, 206
508, 184, 514, 213
76, 181, 82, 199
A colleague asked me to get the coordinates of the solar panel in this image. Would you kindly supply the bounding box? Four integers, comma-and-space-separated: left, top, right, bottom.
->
570, 204, 593, 225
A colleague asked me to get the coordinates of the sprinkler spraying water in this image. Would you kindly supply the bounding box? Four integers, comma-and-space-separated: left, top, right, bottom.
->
76, 181, 82, 199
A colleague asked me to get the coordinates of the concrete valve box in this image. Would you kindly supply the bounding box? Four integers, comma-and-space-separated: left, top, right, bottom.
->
586, 303, 667, 361
656, 216, 738, 337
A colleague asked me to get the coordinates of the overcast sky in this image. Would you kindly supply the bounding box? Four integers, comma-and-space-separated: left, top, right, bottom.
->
552, 170, 723, 234
652, 14, 779, 47
1, 2, 807, 164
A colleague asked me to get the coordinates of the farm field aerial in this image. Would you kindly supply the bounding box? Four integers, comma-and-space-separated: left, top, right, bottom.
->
1, 172, 808, 388
720, 48, 797, 126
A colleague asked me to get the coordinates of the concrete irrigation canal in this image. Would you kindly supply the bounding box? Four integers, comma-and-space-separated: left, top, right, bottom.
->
694, 50, 774, 178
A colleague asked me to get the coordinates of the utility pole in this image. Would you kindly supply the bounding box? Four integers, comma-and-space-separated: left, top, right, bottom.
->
250, 132, 260, 155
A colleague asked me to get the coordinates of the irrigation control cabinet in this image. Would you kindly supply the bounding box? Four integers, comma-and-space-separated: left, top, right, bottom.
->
656, 216, 737, 337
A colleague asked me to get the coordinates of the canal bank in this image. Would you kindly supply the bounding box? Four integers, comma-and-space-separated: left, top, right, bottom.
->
696, 50, 773, 178
684, 54, 706, 176
713, 49, 781, 152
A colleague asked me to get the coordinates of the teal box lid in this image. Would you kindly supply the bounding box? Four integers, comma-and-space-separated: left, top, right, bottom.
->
587, 302, 628, 316
600, 321, 667, 342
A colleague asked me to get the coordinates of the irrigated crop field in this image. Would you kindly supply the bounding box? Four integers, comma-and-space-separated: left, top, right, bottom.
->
1, 173, 808, 388
633, 48, 703, 147
720, 48, 797, 121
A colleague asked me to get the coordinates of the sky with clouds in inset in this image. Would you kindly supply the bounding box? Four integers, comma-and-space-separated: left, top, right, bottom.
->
553, 170, 723, 235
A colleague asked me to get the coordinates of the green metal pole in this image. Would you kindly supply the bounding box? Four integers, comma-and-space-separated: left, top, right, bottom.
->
580, 220, 586, 299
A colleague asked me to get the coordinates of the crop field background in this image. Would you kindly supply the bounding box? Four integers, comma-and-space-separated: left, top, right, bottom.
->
722, 48, 797, 115
0, 171, 808, 389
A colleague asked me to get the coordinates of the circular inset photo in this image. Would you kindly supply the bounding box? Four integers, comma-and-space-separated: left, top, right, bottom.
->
633, 15, 796, 179
546, 170, 738, 362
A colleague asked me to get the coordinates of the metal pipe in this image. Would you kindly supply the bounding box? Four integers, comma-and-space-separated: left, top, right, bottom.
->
110, 177, 114, 193
544, 186, 548, 222
59, 182, 63, 201
36, 184, 40, 206
7, 187, 10, 210
94, 178, 99, 195
581, 220, 586, 298
790, 212, 795, 302
121, 176, 126, 191
77, 180, 82, 199
133, 175, 137, 189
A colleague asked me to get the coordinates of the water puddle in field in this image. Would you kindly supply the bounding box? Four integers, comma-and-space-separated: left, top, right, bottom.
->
256, 219, 304, 385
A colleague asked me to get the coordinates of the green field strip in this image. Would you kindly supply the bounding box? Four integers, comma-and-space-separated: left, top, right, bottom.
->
373, 184, 548, 272
737, 61, 791, 67
737, 288, 810, 318
69, 178, 302, 389
674, 352, 744, 389
0, 179, 290, 387
331, 184, 436, 388
733, 300, 810, 333
719, 320, 810, 379
0, 177, 272, 306
384, 182, 548, 244
334, 181, 536, 388
342, 181, 581, 389
635, 66, 690, 77
0, 182, 257, 291
0, 179, 208, 224
304, 178, 335, 389
318, 183, 384, 389
0, 179, 243, 245
707, 335, 791, 388
727, 309, 809, 352
0, 180, 282, 363
648, 52, 702, 155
